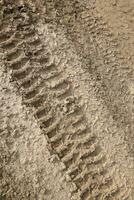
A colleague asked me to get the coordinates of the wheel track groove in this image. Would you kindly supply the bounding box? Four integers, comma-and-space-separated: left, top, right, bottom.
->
0, 3, 130, 200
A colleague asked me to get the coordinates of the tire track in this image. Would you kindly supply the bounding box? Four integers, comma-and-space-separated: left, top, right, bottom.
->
0, 2, 130, 200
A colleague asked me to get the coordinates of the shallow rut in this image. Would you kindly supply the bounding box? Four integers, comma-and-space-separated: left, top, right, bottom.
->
0, 2, 131, 200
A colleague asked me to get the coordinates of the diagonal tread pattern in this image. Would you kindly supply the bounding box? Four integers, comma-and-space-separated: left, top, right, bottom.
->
0, 4, 130, 200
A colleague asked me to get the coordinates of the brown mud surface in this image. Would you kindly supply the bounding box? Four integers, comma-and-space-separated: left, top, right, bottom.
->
0, 0, 133, 199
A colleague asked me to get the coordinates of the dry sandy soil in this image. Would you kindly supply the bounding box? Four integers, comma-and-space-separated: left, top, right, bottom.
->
0, 0, 133, 199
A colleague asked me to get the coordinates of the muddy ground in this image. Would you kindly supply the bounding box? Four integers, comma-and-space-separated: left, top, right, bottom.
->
0, 0, 133, 199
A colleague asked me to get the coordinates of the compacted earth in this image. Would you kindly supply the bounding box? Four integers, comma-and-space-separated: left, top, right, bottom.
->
0, 0, 133, 199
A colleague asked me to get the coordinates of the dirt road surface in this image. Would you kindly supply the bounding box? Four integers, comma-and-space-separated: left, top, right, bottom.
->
0, 0, 133, 199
